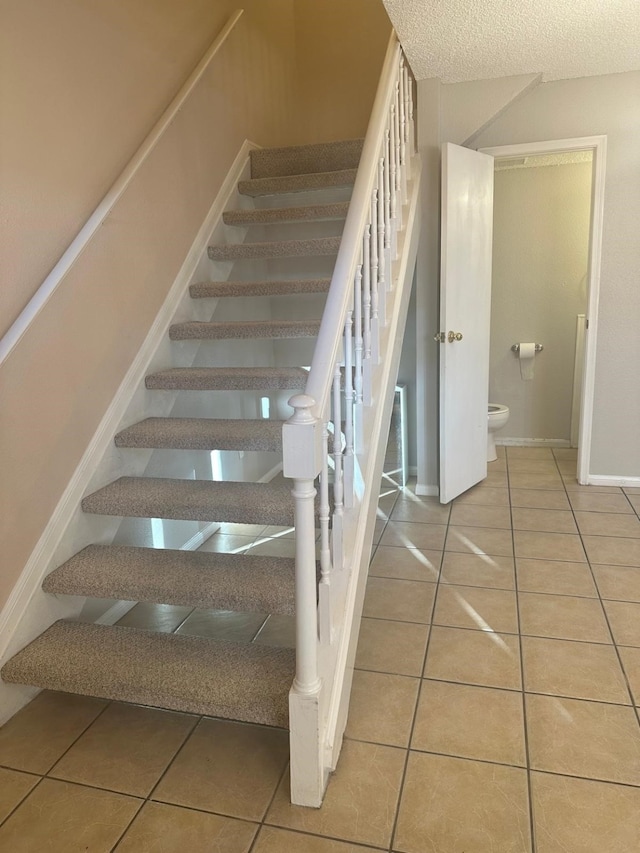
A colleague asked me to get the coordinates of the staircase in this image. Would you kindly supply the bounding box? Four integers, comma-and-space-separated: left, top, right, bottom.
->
1, 138, 362, 730
2, 34, 419, 807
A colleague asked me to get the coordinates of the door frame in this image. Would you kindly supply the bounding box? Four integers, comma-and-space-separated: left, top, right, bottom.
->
478, 135, 607, 485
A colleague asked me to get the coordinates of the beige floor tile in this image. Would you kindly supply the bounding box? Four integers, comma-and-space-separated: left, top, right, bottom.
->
369, 545, 441, 582
355, 618, 429, 677
176, 609, 267, 642
362, 577, 435, 623
519, 592, 611, 643
0, 778, 140, 853
50, 703, 196, 797
510, 489, 571, 510
568, 492, 634, 513
0, 768, 39, 823
253, 614, 295, 648
266, 741, 404, 849
483, 471, 509, 487
249, 538, 296, 558
345, 671, 419, 747
592, 563, 640, 602
440, 552, 515, 590
0, 691, 107, 774
433, 585, 519, 633
618, 646, 640, 705
217, 522, 266, 537
514, 530, 586, 562
526, 694, 640, 785
565, 484, 623, 494
115, 801, 257, 853
261, 525, 296, 539
603, 600, 640, 646
449, 504, 512, 530
521, 636, 630, 704
394, 752, 531, 853
153, 719, 288, 822
445, 525, 514, 557
253, 826, 374, 853
198, 534, 257, 554
116, 602, 193, 632
390, 498, 451, 525
553, 448, 578, 459
532, 772, 640, 853
575, 511, 640, 538
380, 521, 447, 551
516, 558, 597, 597
507, 459, 560, 474
509, 472, 564, 490
583, 535, 640, 567
511, 507, 577, 534
372, 518, 386, 544
507, 447, 554, 459
425, 626, 521, 690
412, 680, 526, 766
454, 485, 510, 506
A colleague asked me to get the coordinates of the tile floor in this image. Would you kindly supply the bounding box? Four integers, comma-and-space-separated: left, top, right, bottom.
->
1, 447, 640, 850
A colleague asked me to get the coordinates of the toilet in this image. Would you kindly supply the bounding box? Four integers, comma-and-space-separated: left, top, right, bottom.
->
487, 404, 509, 462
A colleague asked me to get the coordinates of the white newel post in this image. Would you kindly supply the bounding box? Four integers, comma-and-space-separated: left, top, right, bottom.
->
283, 394, 325, 807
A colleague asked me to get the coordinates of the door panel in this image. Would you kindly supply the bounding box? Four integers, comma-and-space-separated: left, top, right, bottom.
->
439, 143, 494, 504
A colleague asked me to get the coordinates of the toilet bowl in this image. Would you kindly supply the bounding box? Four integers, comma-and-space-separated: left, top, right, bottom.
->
487, 404, 509, 462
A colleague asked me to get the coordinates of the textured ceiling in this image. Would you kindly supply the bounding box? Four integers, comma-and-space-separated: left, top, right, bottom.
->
382, 0, 640, 82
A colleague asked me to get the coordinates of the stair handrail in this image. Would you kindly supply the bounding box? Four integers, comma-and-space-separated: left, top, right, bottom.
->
303, 31, 401, 419
0, 8, 244, 366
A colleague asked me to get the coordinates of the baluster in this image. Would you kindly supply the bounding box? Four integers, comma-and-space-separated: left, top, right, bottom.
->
362, 228, 373, 407
343, 304, 354, 507
389, 105, 398, 260
377, 156, 389, 298
384, 127, 392, 268
332, 363, 344, 571
354, 256, 364, 450
318, 421, 332, 643
393, 82, 404, 228
398, 59, 408, 201
402, 60, 413, 179
407, 65, 415, 156
370, 191, 380, 364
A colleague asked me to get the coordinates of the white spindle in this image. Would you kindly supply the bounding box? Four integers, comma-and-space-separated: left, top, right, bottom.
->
402, 61, 412, 179
407, 66, 415, 155
393, 82, 404, 225
343, 306, 354, 507
399, 59, 408, 200
318, 421, 331, 643
370, 191, 380, 363
389, 106, 398, 259
384, 127, 392, 266
362, 228, 373, 407
377, 157, 389, 298
332, 363, 344, 570
354, 256, 364, 450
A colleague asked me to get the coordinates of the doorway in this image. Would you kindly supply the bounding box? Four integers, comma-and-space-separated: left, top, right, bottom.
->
479, 137, 607, 485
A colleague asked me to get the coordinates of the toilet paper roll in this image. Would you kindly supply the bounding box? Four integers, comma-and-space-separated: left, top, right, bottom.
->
518, 342, 536, 381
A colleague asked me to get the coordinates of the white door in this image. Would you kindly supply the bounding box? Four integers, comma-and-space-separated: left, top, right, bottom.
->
439, 143, 494, 504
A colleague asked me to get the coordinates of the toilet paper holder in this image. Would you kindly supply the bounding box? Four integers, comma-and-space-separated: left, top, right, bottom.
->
511, 343, 543, 353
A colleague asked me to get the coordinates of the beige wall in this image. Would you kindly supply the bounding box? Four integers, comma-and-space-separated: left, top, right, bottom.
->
475, 72, 640, 477
490, 161, 592, 441
293, 0, 392, 144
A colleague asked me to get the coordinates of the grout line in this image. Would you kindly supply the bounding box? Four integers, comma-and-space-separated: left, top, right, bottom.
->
386, 486, 448, 853
506, 448, 537, 853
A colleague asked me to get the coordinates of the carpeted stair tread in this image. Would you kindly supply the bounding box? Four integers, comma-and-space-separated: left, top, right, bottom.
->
190, 278, 331, 299
238, 169, 357, 198
250, 139, 364, 178
169, 319, 320, 341
82, 477, 297, 526
115, 418, 285, 451
207, 236, 340, 261
222, 202, 349, 226
1, 620, 293, 727
145, 366, 308, 391
43, 545, 296, 614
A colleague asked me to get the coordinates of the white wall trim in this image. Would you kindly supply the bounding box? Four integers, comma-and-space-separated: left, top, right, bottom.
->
586, 475, 640, 489
496, 438, 571, 447
479, 135, 607, 488
0, 140, 256, 667
0, 10, 244, 366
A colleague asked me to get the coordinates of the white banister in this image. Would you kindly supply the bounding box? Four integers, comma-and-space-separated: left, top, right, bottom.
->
0, 9, 244, 366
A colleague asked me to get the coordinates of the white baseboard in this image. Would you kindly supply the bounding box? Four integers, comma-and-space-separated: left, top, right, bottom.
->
415, 483, 439, 496
586, 474, 640, 489
0, 141, 257, 724
496, 438, 571, 447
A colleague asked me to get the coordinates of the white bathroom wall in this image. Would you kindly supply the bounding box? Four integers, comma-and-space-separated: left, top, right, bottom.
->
490, 158, 592, 442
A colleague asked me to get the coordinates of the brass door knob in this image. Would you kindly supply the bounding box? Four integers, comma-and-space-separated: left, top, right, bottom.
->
434, 332, 445, 342
448, 331, 463, 342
